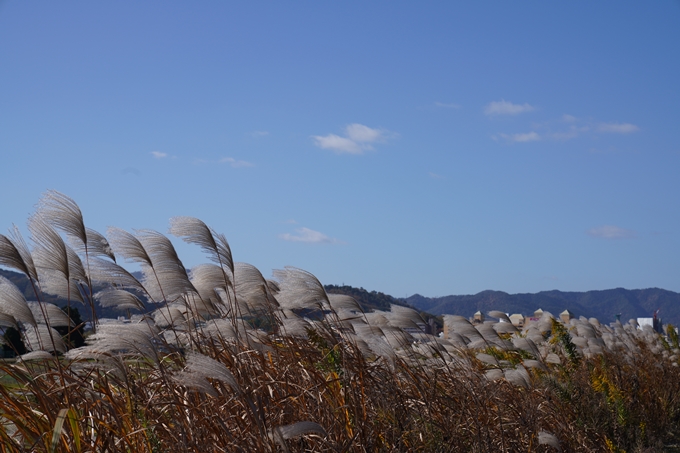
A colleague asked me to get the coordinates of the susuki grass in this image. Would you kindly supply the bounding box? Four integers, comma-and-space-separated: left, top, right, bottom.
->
0, 191, 679, 452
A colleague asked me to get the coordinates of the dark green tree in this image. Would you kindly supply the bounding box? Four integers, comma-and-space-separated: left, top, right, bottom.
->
2, 327, 27, 357
56, 306, 86, 349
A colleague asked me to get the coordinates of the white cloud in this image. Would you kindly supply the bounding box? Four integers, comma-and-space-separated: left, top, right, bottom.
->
312, 134, 363, 154
312, 123, 390, 155
251, 130, 269, 137
562, 114, 577, 123
279, 227, 339, 244
598, 123, 639, 134
220, 157, 254, 168
485, 100, 536, 116
151, 151, 168, 159
434, 102, 461, 109
499, 132, 541, 143
428, 172, 444, 179
587, 225, 636, 239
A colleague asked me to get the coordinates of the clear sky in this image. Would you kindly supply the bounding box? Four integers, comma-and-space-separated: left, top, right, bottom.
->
1, 2, 679, 298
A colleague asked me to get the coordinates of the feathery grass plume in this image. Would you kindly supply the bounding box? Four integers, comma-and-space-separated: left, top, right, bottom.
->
233, 262, 278, 313
503, 365, 531, 388
0, 226, 38, 282
18, 350, 56, 361
172, 371, 219, 397
152, 305, 187, 329
0, 276, 37, 327
107, 227, 153, 266
169, 216, 234, 274
538, 431, 561, 451
485, 368, 504, 381
272, 266, 329, 310
69, 227, 116, 262
269, 421, 327, 449
27, 302, 71, 327
493, 321, 518, 334
35, 190, 87, 246
278, 309, 311, 338
23, 325, 67, 354
95, 289, 145, 312
476, 353, 500, 366
488, 310, 511, 323
88, 258, 147, 293
512, 337, 541, 359
385, 304, 424, 330
327, 293, 362, 312
136, 230, 197, 302
84, 321, 160, 359
184, 351, 240, 393
0, 311, 17, 328
190, 263, 230, 303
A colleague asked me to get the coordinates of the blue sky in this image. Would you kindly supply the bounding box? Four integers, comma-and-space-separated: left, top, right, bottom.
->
1, 2, 679, 298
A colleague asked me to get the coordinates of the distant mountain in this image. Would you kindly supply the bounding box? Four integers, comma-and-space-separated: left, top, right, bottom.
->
405, 288, 680, 326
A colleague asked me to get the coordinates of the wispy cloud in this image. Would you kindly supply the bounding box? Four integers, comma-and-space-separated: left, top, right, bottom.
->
434, 102, 461, 109
587, 225, 637, 239
498, 131, 541, 143
151, 151, 169, 159
279, 227, 340, 244
598, 122, 639, 134
312, 123, 391, 155
219, 157, 254, 168
251, 130, 269, 137
428, 172, 444, 179
485, 100, 536, 116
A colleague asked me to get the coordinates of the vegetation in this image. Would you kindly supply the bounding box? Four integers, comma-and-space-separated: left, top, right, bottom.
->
0, 191, 678, 452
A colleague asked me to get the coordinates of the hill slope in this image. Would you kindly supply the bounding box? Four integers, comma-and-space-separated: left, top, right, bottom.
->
406, 288, 680, 325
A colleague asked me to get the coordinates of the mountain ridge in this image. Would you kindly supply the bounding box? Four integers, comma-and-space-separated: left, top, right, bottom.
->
405, 287, 680, 325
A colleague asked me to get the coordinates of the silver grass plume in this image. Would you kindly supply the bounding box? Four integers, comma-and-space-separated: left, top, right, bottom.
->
327, 294, 362, 312
385, 304, 424, 330
538, 431, 561, 451
35, 190, 87, 247
0, 312, 17, 328
136, 230, 196, 302
270, 421, 327, 448
28, 302, 71, 327
278, 309, 311, 338
503, 365, 531, 388
488, 310, 512, 323
88, 258, 147, 294
107, 227, 153, 266
23, 325, 66, 354
28, 215, 86, 303
272, 267, 329, 310
184, 351, 240, 393
169, 216, 234, 274
172, 371, 218, 397
0, 226, 38, 282
95, 289, 145, 312
233, 262, 278, 314
19, 351, 56, 362
190, 263, 231, 306
84, 322, 160, 360
0, 276, 37, 326
69, 228, 116, 262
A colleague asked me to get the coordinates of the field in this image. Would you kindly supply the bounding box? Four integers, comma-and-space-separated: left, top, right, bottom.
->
0, 191, 679, 452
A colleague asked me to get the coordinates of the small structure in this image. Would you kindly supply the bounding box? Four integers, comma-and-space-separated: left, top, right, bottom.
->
472, 311, 484, 324
509, 313, 525, 327
560, 310, 574, 324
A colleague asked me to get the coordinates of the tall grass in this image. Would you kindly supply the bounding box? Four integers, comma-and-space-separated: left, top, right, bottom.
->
0, 191, 678, 452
